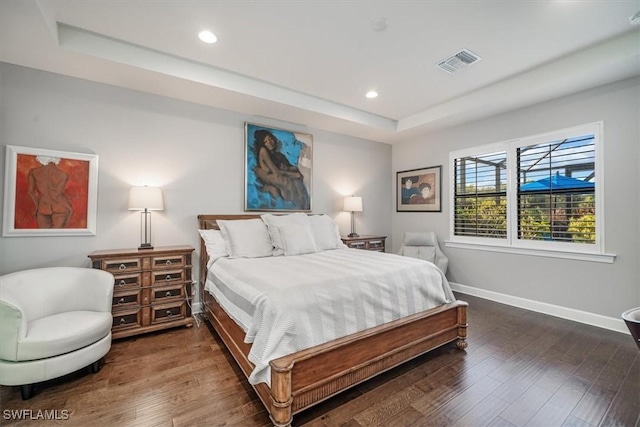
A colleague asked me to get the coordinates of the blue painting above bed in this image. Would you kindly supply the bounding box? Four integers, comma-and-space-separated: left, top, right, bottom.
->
244, 122, 312, 212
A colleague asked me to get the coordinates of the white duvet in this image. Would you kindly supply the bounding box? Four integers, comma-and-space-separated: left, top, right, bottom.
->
205, 248, 455, 386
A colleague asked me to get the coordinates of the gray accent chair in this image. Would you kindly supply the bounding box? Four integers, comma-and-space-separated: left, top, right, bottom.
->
397, 231, 448, 274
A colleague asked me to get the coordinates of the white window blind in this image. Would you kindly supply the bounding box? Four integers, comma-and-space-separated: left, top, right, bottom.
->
454, 151, 507, 239
517, 134, 595, 244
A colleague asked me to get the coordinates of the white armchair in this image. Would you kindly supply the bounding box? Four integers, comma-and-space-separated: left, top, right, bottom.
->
398, 231, 449, 274
0, 267, 114, 399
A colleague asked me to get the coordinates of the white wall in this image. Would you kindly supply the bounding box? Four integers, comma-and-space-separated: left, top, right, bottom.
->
392, 77, 640, 320
0, 63, 392, 289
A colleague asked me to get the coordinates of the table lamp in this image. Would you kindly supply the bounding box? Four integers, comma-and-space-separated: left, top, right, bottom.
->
343, 196, 363, 238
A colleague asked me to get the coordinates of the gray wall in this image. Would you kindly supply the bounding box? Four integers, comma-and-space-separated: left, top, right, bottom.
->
0, 63, 392, 290
392, 77, 640, 319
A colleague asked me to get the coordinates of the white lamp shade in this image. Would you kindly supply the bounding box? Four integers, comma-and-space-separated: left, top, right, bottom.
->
128, 186, 164, 211
343, 196, 363, 212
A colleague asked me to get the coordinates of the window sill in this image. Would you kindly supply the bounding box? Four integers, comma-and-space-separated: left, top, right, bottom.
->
444, 241, 616, 263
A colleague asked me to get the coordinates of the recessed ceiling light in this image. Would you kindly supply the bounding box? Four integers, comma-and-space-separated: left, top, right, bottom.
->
198, 30, 218, 44
366, 90, 378, 99
371, 17, 389, 32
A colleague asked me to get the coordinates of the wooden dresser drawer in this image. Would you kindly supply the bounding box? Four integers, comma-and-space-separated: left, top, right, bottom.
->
151, 284, 186, 303
112, 308, 143, 330
367, 239, 385, 251
152, 255, 185, 270
113, 273, 142, 290
102, 258, 142, 273
151, 301, 187, 324
151, 269, 184, 285
112, 289, 142, 309
345, 240, 366, 250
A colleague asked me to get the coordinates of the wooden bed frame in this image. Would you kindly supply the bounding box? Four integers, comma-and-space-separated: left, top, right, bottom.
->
197, 214, 468, 427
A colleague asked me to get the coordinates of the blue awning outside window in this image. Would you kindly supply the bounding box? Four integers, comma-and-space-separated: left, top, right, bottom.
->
520, 173, 594, 192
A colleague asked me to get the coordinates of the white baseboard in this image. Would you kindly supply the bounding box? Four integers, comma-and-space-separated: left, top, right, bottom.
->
449, 282, 629, 335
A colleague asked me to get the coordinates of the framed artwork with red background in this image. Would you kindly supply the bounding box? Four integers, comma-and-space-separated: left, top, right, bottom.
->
3, 145, 98, 236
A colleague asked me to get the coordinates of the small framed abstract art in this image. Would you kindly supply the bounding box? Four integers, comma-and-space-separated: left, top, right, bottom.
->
2, 145, 99, 236
244, 122, 312, 212
396, 165, 442, 212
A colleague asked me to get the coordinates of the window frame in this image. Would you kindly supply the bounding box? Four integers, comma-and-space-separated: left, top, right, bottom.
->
447, 122, 614, 263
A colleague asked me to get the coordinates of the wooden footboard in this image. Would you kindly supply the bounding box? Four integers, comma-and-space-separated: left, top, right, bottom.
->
203, 291, 467, 426
198, 214, 468, 426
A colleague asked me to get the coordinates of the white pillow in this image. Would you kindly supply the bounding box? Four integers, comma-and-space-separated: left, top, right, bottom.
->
261, 213, 312, 256
197, 229, 228, 263
404, 231, 437, 246
217, 219, 274, 258
308, 214, 347, 250
278, 223, 318, 256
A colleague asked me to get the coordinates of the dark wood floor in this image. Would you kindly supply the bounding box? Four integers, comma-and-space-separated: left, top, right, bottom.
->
1, 294, 638, 427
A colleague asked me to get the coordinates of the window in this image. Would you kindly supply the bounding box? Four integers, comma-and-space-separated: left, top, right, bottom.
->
454, 150, 506, 239
449, 122, 609, 261
517, 135, 595, 244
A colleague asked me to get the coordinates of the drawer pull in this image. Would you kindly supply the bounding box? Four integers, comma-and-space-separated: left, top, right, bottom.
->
117, 297, 125, 305
119, 318, 126, 325
165, 291, 172, 297
165, 260, 172, 266
118, 280, 126, 287
166, 310, 173, 317
165, 274, 172, 281
119, 264, 126, 271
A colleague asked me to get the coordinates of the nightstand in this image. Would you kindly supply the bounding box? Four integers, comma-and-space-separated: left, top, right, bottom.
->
341, 235, 386, 252
88, 245, 194, 339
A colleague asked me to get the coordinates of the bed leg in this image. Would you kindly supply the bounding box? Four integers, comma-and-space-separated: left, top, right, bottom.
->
456, 302, 468, 350
269, 406, 292, 427
270, 363, 293, 427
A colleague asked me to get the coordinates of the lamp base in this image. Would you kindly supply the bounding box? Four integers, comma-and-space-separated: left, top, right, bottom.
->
347, 233, 359, 238
138, 210, 154, 251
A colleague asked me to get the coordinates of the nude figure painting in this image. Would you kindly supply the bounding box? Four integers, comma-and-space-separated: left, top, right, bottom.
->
245, 123, 312, 212
3, 146, 98, 236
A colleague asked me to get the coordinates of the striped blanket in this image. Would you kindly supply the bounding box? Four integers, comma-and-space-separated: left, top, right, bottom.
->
205, 248, 455, 386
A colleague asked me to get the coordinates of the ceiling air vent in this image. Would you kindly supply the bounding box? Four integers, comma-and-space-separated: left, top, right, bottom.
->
437, 49, 482, 74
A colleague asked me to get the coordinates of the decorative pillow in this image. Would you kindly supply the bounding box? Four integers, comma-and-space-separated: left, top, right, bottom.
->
308, 214, 347, 250
277, 223, 318, 256
217, 219, 274, 258
404, 231, 437, 246
197, 229, 228, 263
261, 213, 312, 256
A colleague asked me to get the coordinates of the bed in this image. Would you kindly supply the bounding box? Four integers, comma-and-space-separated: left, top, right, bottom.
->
197, 214, 468, 427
